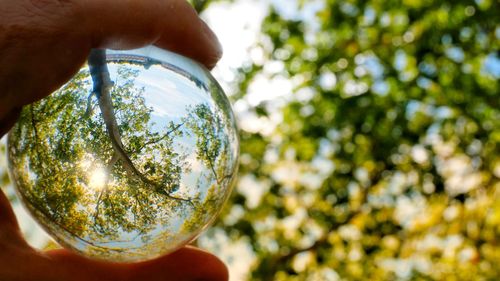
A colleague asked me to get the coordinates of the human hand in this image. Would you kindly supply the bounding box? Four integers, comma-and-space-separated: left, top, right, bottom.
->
0, 1, 227, 280
0, 188, 228, 281
0, 0, 222, 136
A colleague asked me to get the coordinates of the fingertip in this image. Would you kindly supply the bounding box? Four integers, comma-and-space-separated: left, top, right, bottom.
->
179, 246, 229, 281
80, 0, 222, 69
203, 44, 223, 71
126, 246, 229, 281
151, 1, 223, 69
199, 19, 223, 69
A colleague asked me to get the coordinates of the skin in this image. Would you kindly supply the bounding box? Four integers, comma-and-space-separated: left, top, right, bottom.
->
0, 0, 228, 280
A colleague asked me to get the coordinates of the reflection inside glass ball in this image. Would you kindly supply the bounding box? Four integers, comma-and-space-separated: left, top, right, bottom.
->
7, 47, 239, 262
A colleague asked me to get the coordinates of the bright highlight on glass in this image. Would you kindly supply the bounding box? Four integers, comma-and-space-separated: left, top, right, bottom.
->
7, 47, 239, 262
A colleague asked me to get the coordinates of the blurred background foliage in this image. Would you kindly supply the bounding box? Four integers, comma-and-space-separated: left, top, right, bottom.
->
1, 0, 500, 280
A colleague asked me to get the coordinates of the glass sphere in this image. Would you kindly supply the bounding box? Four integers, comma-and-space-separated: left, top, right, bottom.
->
7, 47, 239, 262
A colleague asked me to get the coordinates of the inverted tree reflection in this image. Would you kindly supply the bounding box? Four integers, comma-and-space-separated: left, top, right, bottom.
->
8, 56, 237, 259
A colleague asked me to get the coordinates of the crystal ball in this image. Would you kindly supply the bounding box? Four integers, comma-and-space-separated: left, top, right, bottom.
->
7, 47, 239, 262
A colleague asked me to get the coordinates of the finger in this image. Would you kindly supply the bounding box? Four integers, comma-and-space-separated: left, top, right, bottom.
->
46, 246, 229, 281
80, 0, 222, 69
0, 188, 26, 247
0, 107, 20, 137
126, 246, 229, 281
1, 0, 222, 131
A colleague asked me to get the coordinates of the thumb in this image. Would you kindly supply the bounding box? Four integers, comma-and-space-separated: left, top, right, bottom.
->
0, 107, 21, 137
126, 246, 230, 281
46, 246, 229, 281
0, 187, 27, 247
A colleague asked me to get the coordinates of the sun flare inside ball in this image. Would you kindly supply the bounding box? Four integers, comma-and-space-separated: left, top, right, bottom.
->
7, 47, 239, 262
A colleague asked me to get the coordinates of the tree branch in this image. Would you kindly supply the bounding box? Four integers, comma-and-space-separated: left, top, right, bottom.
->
201, 144, 233, 186
84, 92, 96, 118
130, 121, 185, 155
88, 49, 194, 206
21, 185, 122, 252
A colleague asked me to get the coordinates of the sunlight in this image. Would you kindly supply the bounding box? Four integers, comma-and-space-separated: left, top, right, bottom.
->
88, 167, 108, 191
79, 158, 93, 170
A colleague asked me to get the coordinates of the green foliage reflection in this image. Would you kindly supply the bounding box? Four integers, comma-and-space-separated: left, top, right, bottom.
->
7, 54, 238, 261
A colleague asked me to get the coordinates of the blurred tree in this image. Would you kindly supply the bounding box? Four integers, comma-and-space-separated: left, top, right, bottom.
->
199, 0, 499, 280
